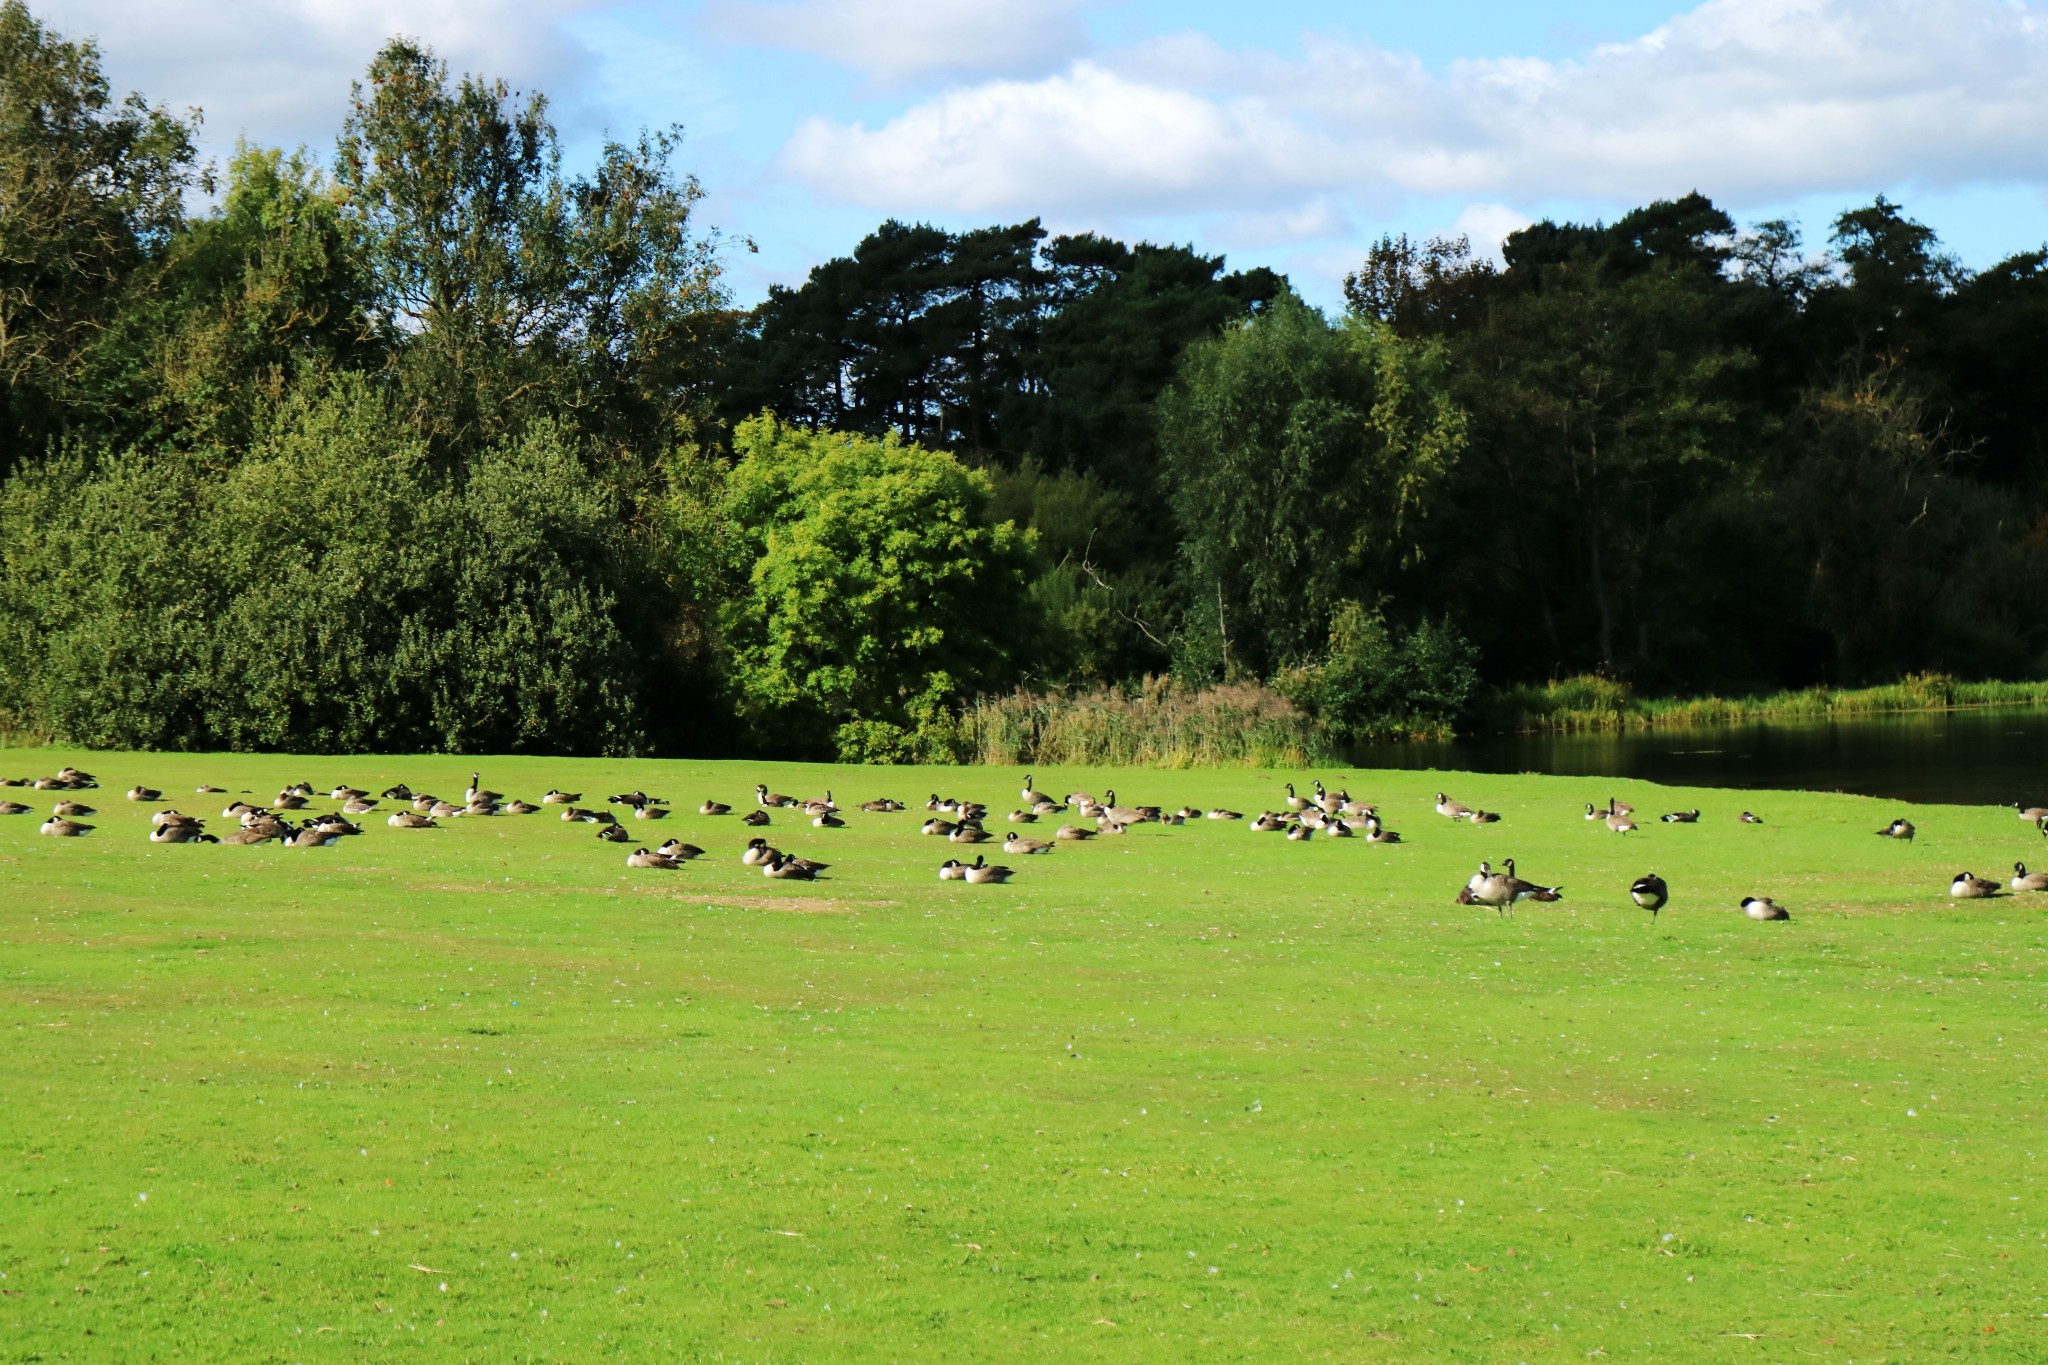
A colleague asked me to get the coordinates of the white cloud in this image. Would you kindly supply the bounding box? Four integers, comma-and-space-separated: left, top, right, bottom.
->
30, 0, 604, 164
705, 0, 1097, 85
1447, 203, 1533, 260
775, 0, 2048, 242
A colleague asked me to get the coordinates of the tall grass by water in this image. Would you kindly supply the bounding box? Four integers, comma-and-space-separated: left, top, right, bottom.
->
1486, 671, 2048, 733
958, 677, 1330, 768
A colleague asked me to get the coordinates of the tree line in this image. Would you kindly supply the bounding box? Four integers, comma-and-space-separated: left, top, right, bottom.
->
4, 0, 2045, 759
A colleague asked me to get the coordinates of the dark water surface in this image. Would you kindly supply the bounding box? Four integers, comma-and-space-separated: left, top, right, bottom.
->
1355, 707, 2048, 807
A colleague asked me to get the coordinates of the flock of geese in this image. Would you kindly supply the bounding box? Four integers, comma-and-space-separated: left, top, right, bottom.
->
10, 765, 2048, 915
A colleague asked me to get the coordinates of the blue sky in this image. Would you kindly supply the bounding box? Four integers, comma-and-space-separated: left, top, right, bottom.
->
39, 0, 2048, 307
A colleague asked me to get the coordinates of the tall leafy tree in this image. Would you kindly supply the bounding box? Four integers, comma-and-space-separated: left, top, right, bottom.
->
0, 0, 199, 465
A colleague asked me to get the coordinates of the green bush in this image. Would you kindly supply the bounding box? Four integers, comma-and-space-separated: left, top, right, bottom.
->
1275, 603, 1481, 742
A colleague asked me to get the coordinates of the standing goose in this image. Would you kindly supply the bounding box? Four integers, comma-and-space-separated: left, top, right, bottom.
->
1605, 809, 1637, 834
1741, 895, 1790, 921
1282, 782, 1310, 812
1630, 873, 1669, 920
1100, 790, 1151, 825
2011, 862, 2048, 893
1435, 792, 1474, 820
1499, 858, 1564, 907
1314, 781, 1344, 816
1951, 871, 2001, 899
1876, 818, 1916, 842
1020, 775, 1050, 807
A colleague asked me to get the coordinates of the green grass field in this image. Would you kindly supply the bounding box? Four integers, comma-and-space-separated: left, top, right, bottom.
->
3, 750, 2045, 1361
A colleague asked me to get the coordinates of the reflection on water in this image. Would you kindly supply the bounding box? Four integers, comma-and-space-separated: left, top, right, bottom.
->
1355, 707, 2048, 806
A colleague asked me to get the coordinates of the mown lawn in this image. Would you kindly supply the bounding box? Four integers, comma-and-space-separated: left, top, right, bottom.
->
2, 750, 2044, 1361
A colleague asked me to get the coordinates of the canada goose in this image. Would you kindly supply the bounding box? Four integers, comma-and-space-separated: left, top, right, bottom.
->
756, 784, 794, 808
412, 793, 441, 813
938, 859, 967, 881
862, 799, 905, 813
656, 839, 704, 861
52, 799, 95, 818
271, 792, 307, 811
1003, 832, 1054, 855
1054, 824, 1096, 840
635, 805, 671, 821
1007, 809, 1038, 823
461, 799, 499, 817
1951, 871, 2001, 898
1161, 811, 1186, 826
1465, 864, 1515, 915
812, 812, 845, 828
1032, 799, 1064, 815
150, 823, 216, 844
626, 848, 679, 870
1021, 774, 1049, 806
1741, 895, 1789, 921
741, 809, 772, 827
949, 824, 991, 844
741, 838, 776, 867
285, 781, 315, 798
502, 799, 539, 815
558, 806, 602, 823
0, 776, 25, 786
1876, 818, 1915, 842
1340, 798, 1376, 818
286, 826, 340, 848
126, 785, 161, 802
1208, 808, 1243, 820
1315, 785, 1345, 816
195, 784, 225, 794
1100, 789, 1151, 824
1285, 820, 1314, 841
330, 785, 367, 801
1630, 873, 1669, 920
1298, 808, 1328, 830
221, 826, 276, 845
30, 776, 62, 789
431, 800, 465, 819
699, 799, 733, 816
926, 794, 957, 813
467, 773, 502, 804
1661, 809, 1700, 824
960, 802, 991, 822
380, 784, 414, 800
1064, 790, 1098, 810
1362, 815, 1402, 843
1501, 859, 1563, 904
311, 814, 362, 836
153, 809, 201, 828
1605, 810, 1637, 834
1099, 819, 1130, 836
607, 790, 658, 808
2016, 804, 2048, 822
342, 796, 378, 815
239, 813, 289, 837
0, 800, 30, 815
57, 766, 98, 785
1583, 802, 1605, 821
387, 811, 438, 828
921, 817, 957, 837
763, 852, 827, 880
1250, 812, 1290, 833
1467, 809, 1499, 824
2012, 862, 2048, 892
963, 855, 1013, 885
596, 823, 632, 843
1324, 818, 1354, 838
803, 792, 839, 817
1739, 811, 1763, 824
1435, 792, 1473, 820
541, 789, 580, 805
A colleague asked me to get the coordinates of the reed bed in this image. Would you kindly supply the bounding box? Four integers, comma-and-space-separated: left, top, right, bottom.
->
957, 677, 1331, 768
1486, 671, 2048, 733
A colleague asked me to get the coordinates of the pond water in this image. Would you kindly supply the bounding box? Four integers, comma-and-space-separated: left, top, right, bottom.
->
1353, 707, 2048, 807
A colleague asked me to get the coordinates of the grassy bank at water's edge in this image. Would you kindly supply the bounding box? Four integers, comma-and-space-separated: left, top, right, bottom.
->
4, 749, 2048, 1360
1484, 671, 2048, 734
